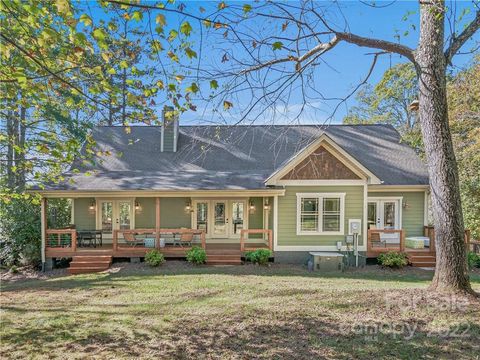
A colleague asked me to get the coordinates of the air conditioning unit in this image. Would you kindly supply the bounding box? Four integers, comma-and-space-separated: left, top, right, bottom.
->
309, 252, 344, 272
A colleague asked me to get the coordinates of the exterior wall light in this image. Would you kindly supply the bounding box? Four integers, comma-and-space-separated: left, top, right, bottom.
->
89, 200, 96, 211
185, 200, 192, 212
263, 199, 270, 211
135, 201, 140, 211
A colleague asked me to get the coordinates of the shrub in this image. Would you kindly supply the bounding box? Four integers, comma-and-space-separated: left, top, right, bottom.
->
378, 252, 408, 268
245, 249, 272, 265
144, 250, 164, 267
186, 247, 206, 265
467, 252, 480, 269
0, 198, 42, 267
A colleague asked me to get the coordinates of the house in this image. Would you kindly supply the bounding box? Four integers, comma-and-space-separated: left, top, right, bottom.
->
36, 110, 433, 272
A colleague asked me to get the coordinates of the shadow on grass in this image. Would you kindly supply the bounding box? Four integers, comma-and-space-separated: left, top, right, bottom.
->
1, 306, 479, 359
2, 263, 479, 293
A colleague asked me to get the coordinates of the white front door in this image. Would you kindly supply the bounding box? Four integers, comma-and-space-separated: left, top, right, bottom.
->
193, 199, 248, 239
367, 199, 401, 230
97, 199, 134, 239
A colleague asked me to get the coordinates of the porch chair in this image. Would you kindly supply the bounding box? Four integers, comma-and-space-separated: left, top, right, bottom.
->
370, 231, 385, 248
176, 232, 194, 247
123, 232, 145, 247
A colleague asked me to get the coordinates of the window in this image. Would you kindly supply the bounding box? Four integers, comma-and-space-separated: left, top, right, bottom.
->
296, 193, 345, 235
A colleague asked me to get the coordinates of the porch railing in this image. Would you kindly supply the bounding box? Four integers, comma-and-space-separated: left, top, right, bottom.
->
240, 229, 273, 252
423, 226, 472, 251
46, 229, 77, 251
367, 229, 405, 254
113, 228, 206, 251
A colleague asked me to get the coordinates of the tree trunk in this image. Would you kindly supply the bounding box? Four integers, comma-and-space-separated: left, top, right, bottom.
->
6, 109, 14, 189
17, 105, 27, 191
415, 0, 473, 294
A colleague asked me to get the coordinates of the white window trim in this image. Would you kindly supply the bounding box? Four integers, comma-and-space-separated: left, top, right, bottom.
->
296, 193, 346, 236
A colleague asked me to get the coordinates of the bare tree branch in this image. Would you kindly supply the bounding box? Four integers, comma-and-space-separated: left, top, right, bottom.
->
444, 9, 480, 64
335, 32, 415, 62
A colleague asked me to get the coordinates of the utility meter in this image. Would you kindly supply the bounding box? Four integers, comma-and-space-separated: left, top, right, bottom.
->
348, 219, 362, 235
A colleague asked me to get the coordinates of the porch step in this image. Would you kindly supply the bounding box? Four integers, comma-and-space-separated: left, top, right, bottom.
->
206, 254, 242, 265
408, 253, 436, 268
68, 255, 112, 275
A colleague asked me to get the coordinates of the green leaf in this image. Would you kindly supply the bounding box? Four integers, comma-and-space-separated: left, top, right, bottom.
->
119, 60, 128, 69
107, 67, 116, 75
80, 14, 93, 27
210, 80, 218, 90
223, 100, 233, 110
151, 40, 163, 53
156, 80, 165, 89
272, 41, 283, 50
180, 21, 192, 36
93, 28, 107, 41
243, 4, 252, 13
132, 11, 143, 21
185, 47, 197, 59
186, 82, 199, 94
168, 29, 178, 42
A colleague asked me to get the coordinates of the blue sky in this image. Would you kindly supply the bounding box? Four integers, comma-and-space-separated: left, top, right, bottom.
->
85, 1, 479, 125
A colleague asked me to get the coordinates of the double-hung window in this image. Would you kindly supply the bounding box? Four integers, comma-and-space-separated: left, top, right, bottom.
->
296, 193, 345, 235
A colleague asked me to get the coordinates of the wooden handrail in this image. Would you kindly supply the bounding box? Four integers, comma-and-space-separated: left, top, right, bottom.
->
240, 229, 273, 252
424, 226, 471, 252
115, 228, 206, 249
46, 229, 76, 249
367, 229, 405, 253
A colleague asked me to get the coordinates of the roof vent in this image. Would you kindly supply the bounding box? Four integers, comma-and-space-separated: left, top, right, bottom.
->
161, 106, 179, 152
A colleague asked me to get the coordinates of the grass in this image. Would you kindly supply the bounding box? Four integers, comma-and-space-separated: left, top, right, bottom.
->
1, 262, 480, 359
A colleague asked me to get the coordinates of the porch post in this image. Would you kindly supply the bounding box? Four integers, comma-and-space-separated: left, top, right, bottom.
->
40, 197, 47, 270
155, 197, 160, 248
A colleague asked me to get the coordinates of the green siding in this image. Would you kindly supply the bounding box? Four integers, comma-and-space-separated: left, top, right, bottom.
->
268, 196, 274, 231
277, 186, 364, 246
73, 198, 95, 230
135, 197, 156, 228
248, 197, 264, 229
160, 197, 191, 228
368, 191, 425, 237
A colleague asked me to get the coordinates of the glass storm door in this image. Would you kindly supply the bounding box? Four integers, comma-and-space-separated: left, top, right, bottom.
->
213, 201, 228, 237
195, 202, 208, 233
367, 200, 399, 230
117, 200, 132, 231
97, 199, 133, 239
100, 200, 113, 238
231, 201, 245, 238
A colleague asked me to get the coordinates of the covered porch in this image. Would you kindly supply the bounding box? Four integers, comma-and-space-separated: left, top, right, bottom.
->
40, 190, 280, 264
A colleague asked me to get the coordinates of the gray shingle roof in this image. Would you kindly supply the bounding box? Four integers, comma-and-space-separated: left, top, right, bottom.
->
43, 124, 428, 191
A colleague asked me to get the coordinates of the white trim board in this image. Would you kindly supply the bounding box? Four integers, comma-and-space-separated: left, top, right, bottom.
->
275, 245, 367, 252
296, 192, 346, 236
265, 134, 381, 186
36, 189, 286, 198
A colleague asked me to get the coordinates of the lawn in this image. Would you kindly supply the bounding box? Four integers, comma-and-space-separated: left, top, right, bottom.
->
1, 262, 479, 359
